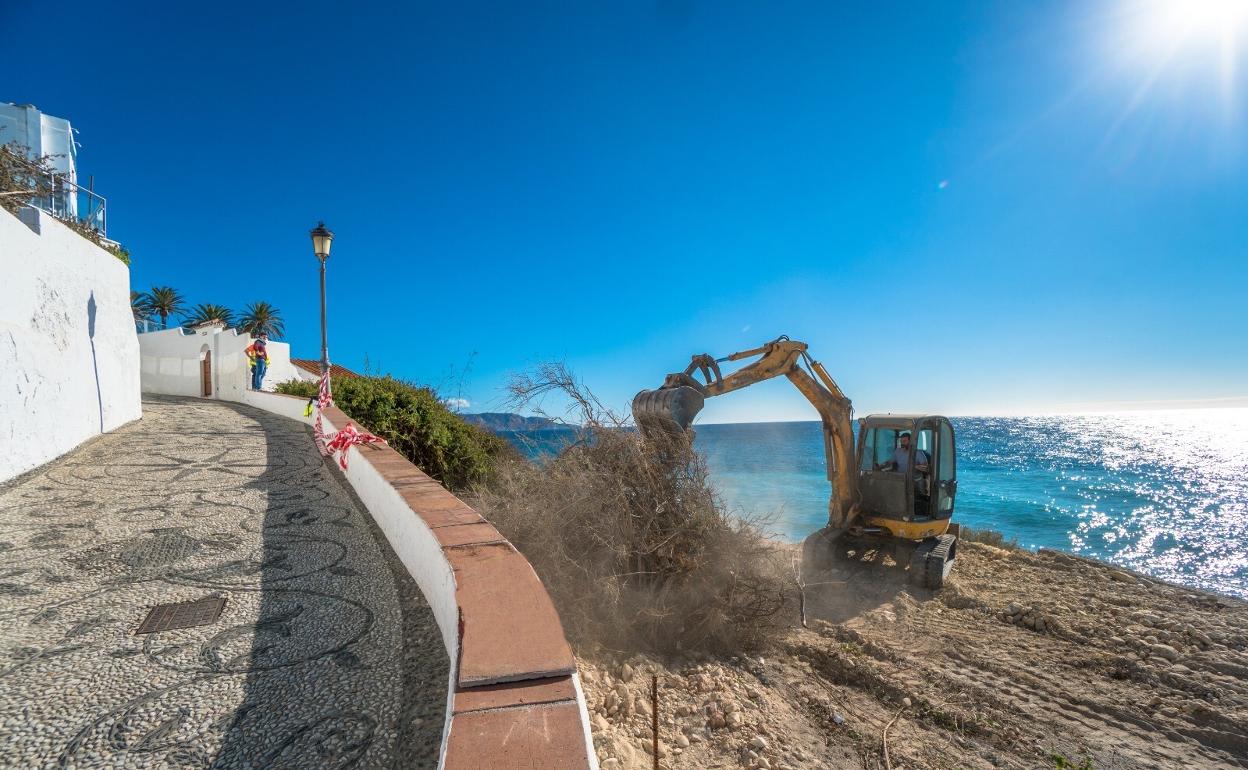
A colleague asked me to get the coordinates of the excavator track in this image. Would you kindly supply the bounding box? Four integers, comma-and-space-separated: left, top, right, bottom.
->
911, 533, 957, 590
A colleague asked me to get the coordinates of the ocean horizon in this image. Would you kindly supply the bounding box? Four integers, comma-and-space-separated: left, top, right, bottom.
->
502, 408, 1248, 600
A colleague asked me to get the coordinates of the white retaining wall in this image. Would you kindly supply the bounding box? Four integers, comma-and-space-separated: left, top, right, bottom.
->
0, 208, 142, 483
139, 326, 301, 399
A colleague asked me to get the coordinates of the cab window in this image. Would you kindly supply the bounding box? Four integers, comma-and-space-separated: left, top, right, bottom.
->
914, 428, 933, 470
860, 427, 900, 471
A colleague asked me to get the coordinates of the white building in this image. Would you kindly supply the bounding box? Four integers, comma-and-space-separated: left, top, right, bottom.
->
0, 103, 79, 219
138, 323, 303, 400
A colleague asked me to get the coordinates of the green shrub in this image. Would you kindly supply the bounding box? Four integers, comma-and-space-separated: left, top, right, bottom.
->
274, 379, 318, 398
273, 376, 514, 490
960, 526, 1019, 550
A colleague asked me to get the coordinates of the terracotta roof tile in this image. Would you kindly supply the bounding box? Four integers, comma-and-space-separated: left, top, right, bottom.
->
290, 358, 361, 379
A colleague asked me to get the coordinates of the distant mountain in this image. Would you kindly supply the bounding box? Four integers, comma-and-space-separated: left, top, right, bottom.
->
459, 412, 573, 432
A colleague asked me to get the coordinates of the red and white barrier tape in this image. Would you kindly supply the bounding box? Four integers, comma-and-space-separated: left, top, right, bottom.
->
323, 422, 386, 470
306, 370, 384, 467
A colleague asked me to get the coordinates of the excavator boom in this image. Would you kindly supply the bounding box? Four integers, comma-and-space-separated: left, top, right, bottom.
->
632, 336, 860, 530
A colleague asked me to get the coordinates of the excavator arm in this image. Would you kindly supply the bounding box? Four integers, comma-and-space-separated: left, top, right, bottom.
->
633, 336, 860, 530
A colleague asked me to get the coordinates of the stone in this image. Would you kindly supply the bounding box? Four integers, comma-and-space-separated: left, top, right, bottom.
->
750, 736, 769, 750
639, 739, 667, 758
675, 733, 690, 748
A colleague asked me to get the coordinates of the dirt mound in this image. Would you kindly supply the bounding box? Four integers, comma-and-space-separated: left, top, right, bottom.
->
583, 542, 1248, 769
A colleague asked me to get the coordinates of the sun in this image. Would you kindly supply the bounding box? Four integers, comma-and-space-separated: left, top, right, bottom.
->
1123, 0, 1248, 59
1099, 0, 1248, 121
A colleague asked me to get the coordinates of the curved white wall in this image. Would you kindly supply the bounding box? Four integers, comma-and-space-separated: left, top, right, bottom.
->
0, 208, 142, 482
140, 327, 301, 399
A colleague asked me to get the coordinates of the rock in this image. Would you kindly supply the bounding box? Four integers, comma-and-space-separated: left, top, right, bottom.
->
831, 712, 845, 725
604, 734, 638, 766
592, 714, 610, 733
601, 760, 620, 770
727, 711, 744, 727
621, 663, 634, 682
1006, 603, 1022, 616
675, 733, 690, 748
1150, 643, 1180, 662
709, 713, 726, 729
750, 736, 769, 750
639, 739, 666, 758
902, 697, 912, 708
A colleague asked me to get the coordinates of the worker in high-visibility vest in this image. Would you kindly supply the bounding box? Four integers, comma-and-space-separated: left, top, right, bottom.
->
245, 335, 270, 390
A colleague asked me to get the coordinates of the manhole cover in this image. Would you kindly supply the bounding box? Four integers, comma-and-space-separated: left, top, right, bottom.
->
135, 596, 226, 634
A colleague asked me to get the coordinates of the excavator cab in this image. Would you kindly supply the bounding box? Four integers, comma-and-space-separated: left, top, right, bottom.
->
856, 415, 958, 528
850, 415, 959, 588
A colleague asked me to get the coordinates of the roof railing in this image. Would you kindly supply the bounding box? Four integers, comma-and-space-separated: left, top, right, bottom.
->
2, 147, 107, 238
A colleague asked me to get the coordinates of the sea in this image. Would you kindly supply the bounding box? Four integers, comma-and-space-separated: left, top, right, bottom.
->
500, 410, 1248, 600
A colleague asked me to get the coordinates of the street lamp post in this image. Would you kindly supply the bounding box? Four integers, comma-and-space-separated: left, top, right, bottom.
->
309, 222, 334, 378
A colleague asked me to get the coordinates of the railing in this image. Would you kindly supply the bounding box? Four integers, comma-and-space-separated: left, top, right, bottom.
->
39, 174, 107, 238
1, 148, 107, 237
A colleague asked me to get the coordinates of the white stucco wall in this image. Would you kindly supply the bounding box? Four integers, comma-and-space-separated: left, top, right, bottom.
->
0, 208, 142, 483
139, 326, 300, 398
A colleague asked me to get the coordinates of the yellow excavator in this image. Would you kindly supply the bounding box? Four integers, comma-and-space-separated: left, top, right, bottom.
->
632, 335, 960, 589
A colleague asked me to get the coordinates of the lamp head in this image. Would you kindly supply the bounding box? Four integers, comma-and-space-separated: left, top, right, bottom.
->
310, 221, 334, 261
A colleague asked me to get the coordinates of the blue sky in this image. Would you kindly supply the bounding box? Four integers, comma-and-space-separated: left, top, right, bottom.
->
5, 1, 1246, 421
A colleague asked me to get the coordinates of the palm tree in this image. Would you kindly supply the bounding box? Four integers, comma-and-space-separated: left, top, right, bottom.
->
130, 291, 152, 324
145, 286, 186, 330
237, 301, 285, 339
185, 303, 233, 327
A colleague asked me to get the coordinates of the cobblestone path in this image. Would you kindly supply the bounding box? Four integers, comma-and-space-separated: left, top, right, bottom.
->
0, 396, 447, 769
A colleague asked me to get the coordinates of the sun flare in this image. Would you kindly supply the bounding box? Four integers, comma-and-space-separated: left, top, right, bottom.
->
1122, 0, 1248, 60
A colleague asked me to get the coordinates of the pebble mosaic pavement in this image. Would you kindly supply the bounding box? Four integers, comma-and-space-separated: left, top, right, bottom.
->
0, 395, 448, 769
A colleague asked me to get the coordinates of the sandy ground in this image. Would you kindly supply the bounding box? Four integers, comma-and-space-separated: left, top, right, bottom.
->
583, 541, 1248, 769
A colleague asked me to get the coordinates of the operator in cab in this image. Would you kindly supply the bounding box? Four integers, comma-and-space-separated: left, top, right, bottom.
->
883, 432, 929, 475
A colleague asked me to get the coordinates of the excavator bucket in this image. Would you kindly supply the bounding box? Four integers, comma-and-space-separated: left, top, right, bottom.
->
632, 386, 705, 438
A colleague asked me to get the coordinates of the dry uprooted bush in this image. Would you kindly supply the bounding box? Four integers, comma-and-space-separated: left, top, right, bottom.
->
470, 364, 793, 656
